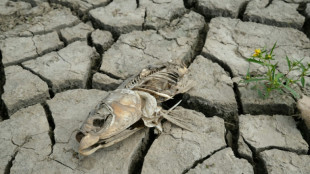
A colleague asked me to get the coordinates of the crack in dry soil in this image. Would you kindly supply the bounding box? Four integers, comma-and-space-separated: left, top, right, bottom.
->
182, 146, 227, 174
41, 103, 56, 156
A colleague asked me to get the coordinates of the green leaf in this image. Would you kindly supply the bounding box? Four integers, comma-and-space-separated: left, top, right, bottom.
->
285, 56, 291, 69
301, 76, 305, 87
281, 84, 300, 99
270, 42, 277, 55
271, 64, 276, 80
247, 58, 264, 65
300, 63, 306, 72
297, 58, 304, 64
293, 58, 304, 68
243, 78, 267, 83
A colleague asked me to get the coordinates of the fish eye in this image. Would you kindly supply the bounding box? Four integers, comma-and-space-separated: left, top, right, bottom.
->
92, 114, 112, 127
93, 119, 105, 127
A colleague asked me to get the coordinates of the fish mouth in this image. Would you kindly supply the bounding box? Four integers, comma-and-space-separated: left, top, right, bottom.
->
76, 120, 145, 156
76, 132, 100, 156
76, 131, 85, 143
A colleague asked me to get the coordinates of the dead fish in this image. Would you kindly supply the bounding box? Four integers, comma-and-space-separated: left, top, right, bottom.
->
76, 62, 194, 156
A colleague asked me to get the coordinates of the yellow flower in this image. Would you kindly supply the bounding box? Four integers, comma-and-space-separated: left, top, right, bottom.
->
267, 54, 272, 59
253, 49, 261, 57
255, 49, 261, 54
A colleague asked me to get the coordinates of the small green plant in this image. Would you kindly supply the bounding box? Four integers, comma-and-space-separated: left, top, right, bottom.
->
241, 43, 310, 99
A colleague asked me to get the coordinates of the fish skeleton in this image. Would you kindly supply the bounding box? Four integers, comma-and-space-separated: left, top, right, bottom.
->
76, 62, 193, 156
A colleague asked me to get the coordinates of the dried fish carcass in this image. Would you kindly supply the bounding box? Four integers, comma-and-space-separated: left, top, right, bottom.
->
76, 62, 193, 156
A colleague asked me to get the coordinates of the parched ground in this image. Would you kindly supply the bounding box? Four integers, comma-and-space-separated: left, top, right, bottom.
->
1, 0, 310, 174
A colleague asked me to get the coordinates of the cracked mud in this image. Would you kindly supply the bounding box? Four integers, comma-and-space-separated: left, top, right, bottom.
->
1, 0, 310, 173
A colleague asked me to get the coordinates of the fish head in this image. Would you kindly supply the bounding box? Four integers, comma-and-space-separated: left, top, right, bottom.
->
76, 89, 143, 156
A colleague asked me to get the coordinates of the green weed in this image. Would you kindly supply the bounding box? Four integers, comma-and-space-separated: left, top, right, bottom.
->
241, 43, 309, 99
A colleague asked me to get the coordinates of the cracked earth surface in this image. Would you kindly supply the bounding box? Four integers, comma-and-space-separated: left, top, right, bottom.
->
1, 0, 310, 173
